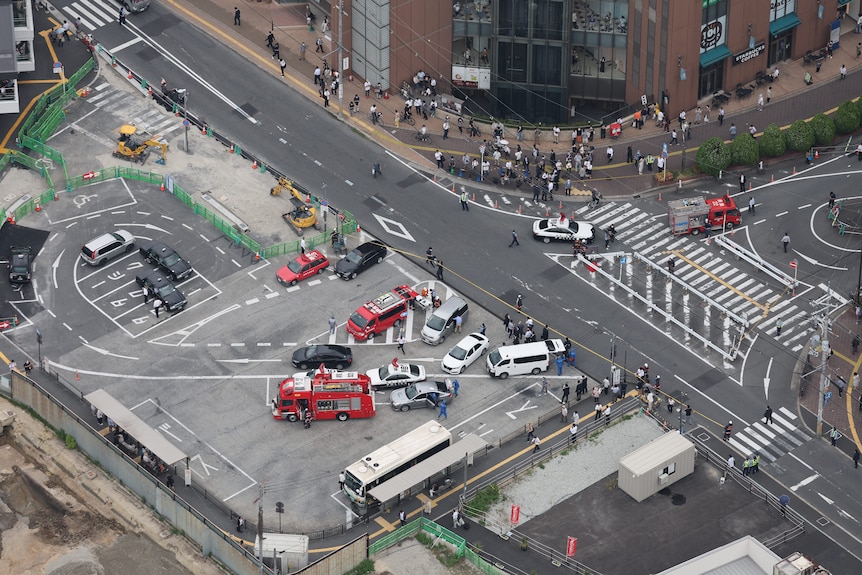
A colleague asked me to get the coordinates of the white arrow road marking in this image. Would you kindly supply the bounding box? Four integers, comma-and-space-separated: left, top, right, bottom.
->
190, 454, 219, 476
217, 358, 284, 364
764, 356, 773, 399
82, 343, 139, 360
449, 382, 540, 431
794, 250, 848, 270
52, 249, 65, 289
505, 401, 538, 420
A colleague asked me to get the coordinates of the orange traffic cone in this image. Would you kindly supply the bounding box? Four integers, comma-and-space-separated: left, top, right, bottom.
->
559, 200, 563, 209
128, 70, 133, 79
793, 166, 797, 174
451, 183, 455, 193
229, 144, 235, 154
472, 193, 476, 202
814, 150, 819, 159
433, 173, 437, 183
748, 182, 752, 190
75, 370, 80, 381
35, 199, 40, 212
356, 225, 361, 232
160, 181, 165, 191
517, 205, 522, 214
770, 174, 774, 182
252, 160, 258, 170
494, 200, 499, 209
658, 191, 662, 202
148, 86, 153, 95
545, 207, 550, 217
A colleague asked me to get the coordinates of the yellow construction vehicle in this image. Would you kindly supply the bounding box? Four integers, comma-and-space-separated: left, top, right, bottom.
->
113, 124, 168, 165
272, 177, 318, 234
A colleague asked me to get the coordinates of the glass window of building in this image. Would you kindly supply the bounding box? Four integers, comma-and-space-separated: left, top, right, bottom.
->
769, 0, 796, 21
700, 0, 728, 54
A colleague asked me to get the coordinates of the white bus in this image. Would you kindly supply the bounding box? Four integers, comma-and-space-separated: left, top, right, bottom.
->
343, 420, 452, 505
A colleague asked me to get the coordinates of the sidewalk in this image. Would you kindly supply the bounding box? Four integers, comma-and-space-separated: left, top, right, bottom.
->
178, 0, 862, 202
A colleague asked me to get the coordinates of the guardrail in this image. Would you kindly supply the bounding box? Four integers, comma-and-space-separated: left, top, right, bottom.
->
713, 235, 796, 292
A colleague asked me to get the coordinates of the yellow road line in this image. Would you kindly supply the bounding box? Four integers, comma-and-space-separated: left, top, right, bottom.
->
675, 251, 766, 311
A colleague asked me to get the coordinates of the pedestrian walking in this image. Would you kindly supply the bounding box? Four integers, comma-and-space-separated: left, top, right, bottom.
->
742, 456, 751, 476
779, 494, 789, 517
298, 41, 306, 60
166, 473, 175, 489
399, 509, 407, 526
338, 471, 345, 489
829, 191, 836, 208
841, 64, 847, 80
556, 355, 564, 376
829, 426, 839, 446
452, 509, 461, 528
757, 93, 764, 111
300, 237, 306, 254
766, 86, 772, 103
443, 119, 450, 140
569, 422, 578, 444
667, 396, 675, 414
670, 129, 678, 145
237, 516, 244, 532
561, 402, 568, 422
541, 376, 549, 395
233, 6, 241, 25
776, 317, 783, 335
315, 37, 324, 53
266, 31, 275, 49
739, 173, 746, 193
594, 402, 602, 421
23, 360, 32, 376
454, 314, 462, 333
729, 123, 736, 139
781, 233, 790, 253
313, 66, 321, 85
142, 284, 150, 302
763, 405, 773, 424
603, 404, 611, 426
118, 6, 127, 25
397, 335, 406, 353
685, 404, 692, 425
532, 436, 541, 452
567, 347, 576, 367
748, 196, 756, 214
153, 298, 163, 318
509, 230, 520, 247
437, 400, 448, 420
516, 294, 523, 310
436, 260, 444, 281
458, 117, 463, 134
460, 191, 469, 211
726, 454, 735, 471
279, 58, 286, 77
452, 379, 460, 396
329, 315, 337, 334
718, 106, 725, 126
304, 409, 313, 428
723, 421, 732, 441
526, 421, 535, 441
561, 382, 570, 403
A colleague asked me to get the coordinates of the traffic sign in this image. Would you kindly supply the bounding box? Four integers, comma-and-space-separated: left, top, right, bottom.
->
789, 260, 798, 269
0, 321, 11, 330
82, 171, 96, 180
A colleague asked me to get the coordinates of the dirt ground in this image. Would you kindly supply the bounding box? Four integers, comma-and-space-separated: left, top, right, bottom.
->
373, 538, 483, 575
0, 395, 228, 575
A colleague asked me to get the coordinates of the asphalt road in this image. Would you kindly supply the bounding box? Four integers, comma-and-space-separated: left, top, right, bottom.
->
10, 0, 862, 552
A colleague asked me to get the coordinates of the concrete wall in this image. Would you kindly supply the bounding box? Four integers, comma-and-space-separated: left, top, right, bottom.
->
8, 371, 269, 575
390, 1, 451, 94
296, 535, 367, 575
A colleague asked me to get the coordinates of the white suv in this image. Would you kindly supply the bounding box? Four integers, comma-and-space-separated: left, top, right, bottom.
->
80, 230, 136, 266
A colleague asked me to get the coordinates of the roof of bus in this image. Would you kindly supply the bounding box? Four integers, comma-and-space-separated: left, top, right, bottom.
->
345, 420, 452, 481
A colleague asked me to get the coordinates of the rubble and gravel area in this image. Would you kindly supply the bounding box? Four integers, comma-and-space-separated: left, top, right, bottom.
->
486, 415, 664, 527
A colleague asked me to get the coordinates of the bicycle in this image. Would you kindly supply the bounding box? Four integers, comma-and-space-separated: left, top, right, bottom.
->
402, 114, 416, 126
415, 131, 431, 143
587, 191, 602, 209
370, 111, 384, 126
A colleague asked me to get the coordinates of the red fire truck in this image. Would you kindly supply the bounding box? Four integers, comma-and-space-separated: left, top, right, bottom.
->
346, 285, 417, 341
667, 195, 741, 236
271, 370, 376, 422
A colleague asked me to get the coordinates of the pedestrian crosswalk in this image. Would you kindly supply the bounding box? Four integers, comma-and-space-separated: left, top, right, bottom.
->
567, 201, 814, 352
82, 81, 185, 140
61, 0, 122, 32
727, 406, 811, 462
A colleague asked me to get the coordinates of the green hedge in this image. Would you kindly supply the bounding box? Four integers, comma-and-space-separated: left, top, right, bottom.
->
759, 123, 786, 158
834, 100, 861, 134
784, 120, 815, 152
810, 113, 835, 145
695, 137, 731, 176
730, 132, 759, 166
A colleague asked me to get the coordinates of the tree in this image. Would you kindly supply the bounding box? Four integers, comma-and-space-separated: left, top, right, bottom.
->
784, 120, 815, 153
834, 100, 861, 134
759, 123, 786, 158
810, 113, 835, 146
730, 132, 759, 166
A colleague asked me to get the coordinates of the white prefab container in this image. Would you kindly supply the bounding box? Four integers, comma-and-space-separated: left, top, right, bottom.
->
618, 432, 696, 502
254, 533, 309, 573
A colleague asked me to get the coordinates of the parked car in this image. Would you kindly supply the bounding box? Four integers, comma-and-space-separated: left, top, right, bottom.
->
277, 250, 329, 286
291, 344, 353, 370
390, 381, 453, 411
441, 332, 490, 375
335, 241, 387, 280
80, 230, 136, 266
367, 363, 426, 389
532, 217, 595, 244
8, 246, 32, 283
135, 270, 187, 312
139, 240, 192, 281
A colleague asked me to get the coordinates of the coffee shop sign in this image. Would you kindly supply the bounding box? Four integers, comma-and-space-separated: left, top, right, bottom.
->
734, 42, 766, 65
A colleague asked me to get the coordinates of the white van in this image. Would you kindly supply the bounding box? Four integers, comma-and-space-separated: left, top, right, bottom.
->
486, 339, 566, 379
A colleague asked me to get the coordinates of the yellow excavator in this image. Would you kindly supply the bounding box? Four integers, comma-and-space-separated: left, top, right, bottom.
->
272, 177, 318, 234
113, 124, 168, 165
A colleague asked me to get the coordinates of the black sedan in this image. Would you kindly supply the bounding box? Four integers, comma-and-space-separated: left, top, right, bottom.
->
135, 271, 187, 312
139, 241, 193, 281
335, 241, 387, 280
291, 344, 353, 370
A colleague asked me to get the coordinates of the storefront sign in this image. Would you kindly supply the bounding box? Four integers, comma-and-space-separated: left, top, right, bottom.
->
451, 65, 490, 90
733, 42, 766, 65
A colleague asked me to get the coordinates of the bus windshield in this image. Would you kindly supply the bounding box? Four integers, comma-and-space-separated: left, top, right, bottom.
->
343, 471, 363, 496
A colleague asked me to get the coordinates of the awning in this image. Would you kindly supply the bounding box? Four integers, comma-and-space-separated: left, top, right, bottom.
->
770, 13, 801, 36
368, 433, 489, 503
838, 0, 852, 6
85, 389, 187, 465
699, 44, 732, 68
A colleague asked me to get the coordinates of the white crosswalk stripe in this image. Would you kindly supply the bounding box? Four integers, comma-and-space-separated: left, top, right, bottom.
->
62, 0, 120, 30
727, 407, 810, 462
570, 201, 811, 347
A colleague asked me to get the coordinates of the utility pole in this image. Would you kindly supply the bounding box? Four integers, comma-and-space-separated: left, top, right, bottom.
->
257, 484, 264, 575
816, 313, 830, 438
337, 1, 344, 117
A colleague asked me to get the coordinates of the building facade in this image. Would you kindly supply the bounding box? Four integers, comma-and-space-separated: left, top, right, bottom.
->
337, 0, 857, 124
1, 0, 36, 114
